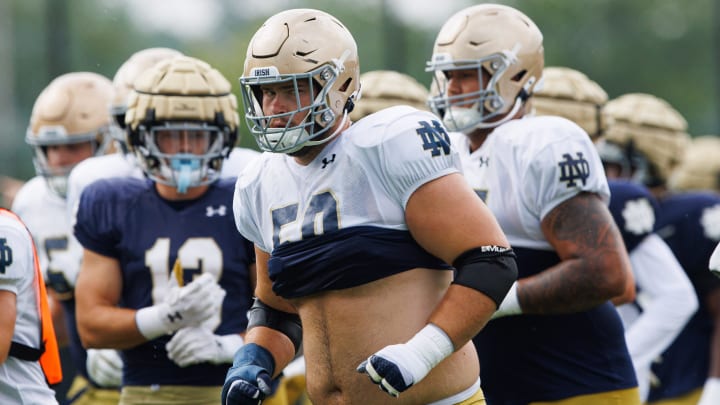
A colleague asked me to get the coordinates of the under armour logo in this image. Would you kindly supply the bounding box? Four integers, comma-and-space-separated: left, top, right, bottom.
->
206, 205, 227, 217
167, 311, 183, 323
321, 154, 336, 169
417, 120, 451, 157
558, 152, 590, 187
0, 238, 11, 274
478, 156, 490, 167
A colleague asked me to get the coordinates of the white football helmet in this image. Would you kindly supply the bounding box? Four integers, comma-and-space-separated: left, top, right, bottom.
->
111, 47, 184, 153
426, 4, 544, 132
239, 8, 360, 153
125, 56, 239, 193
26, 72, 115, 197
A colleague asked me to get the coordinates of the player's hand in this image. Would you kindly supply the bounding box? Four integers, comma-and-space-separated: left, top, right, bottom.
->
86, 348, 123, 387
222, 344, 275, 405
161, 272, 225, 330
357, 324, 453, 397
357, 345, 418, 397
135, 273, 226, 339
166, 327, 243, 367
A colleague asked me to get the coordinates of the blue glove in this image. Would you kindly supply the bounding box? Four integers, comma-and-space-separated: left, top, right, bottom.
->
222, 343, 275, 405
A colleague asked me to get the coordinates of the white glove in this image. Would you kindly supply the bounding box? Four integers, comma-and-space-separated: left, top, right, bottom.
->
135, 273, 226, 340
491, 281, 522, 320
698, 378, 720, 405
166, 327, 244, 367
357, 324, 453, 397
86, 349, 123, 387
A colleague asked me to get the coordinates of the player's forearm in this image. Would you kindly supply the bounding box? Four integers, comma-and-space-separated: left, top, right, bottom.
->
78, 305, 147, 349
244, 326, 297, 379
519, 254, 628, 314
428, 284, 496, 350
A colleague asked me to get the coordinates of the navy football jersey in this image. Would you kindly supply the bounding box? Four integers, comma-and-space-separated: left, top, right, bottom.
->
75, 177, 254, 386
607, 179, 659, 251
648, 191, 720, 401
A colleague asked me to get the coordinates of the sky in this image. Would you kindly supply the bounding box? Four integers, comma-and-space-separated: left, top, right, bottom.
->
121, 0, 467, 40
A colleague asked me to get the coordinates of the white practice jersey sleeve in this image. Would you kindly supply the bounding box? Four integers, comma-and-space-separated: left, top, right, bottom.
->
710, 241, 720, 277
0, 215, 58, 405
451, 115, 609, 249
621, 234, 697, 367
233, 106, 460, 253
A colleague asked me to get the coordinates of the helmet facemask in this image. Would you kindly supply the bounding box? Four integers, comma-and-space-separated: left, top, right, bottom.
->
26, 124, 113, 198
241, 54, 353, 154
428, 48, 535, 133
134, 121, 230, 194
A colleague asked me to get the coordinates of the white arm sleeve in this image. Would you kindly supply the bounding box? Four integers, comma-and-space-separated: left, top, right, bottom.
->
625, 234, 698, 370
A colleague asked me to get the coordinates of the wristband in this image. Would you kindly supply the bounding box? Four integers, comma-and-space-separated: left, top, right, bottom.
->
404, 323, 454, 382
135, 305, 169, 340
494, 281, 522, 318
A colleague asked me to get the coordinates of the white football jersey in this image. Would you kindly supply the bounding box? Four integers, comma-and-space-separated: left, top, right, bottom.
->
449, 115, 610, 250
234, 106, 460, 254
0, 214, 58, 404
12, 176, 80, 292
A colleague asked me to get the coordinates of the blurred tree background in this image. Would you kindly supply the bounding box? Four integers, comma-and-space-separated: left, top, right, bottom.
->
1, 0, 717, 182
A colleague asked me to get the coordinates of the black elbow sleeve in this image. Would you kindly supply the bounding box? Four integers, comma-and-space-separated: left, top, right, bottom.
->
247, 298, 303, 354
452, 246, 518, 306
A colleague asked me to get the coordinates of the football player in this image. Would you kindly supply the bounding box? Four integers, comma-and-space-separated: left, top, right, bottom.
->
11, 71, 116, 403
0, 208, 61, 404
533, 66, 698, 402
73, 56, 256, 405
222, 8, 517, 404
602, 93, 720, 405
54, 48, 185, 404
426, 4, 641, 404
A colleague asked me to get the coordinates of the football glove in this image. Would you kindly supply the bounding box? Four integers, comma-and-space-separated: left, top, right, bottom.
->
357, 324, 453, 397
86, 348, 123, 388
166, 327, 243, 367
135, 273, 226, 340
222, 343, 275, 405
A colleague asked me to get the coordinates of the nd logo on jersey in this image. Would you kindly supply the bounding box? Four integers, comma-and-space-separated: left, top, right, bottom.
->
0, 238, 12, 274
558, 152, 590, 188
417, 120, 451, 157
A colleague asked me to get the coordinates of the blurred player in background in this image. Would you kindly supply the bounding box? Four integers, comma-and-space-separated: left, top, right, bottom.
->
602, 93, 720, 405
426, 4, 639, 403
11, 71, 117, 403
349, 69, 430, 121
533, 66, 698, 402
74, 55, 256, 405
0, 208, 61, 404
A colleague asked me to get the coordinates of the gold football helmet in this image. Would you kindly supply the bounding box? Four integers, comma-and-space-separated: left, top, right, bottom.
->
26, 72, 115, 197
349, 70, 430, 121
125, 55, 238, 193
240, 8, 360, 153
532, 66, 608, 139
602, 93, 690, 187
669, 135, 720, 192
426, 4, 544, 132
